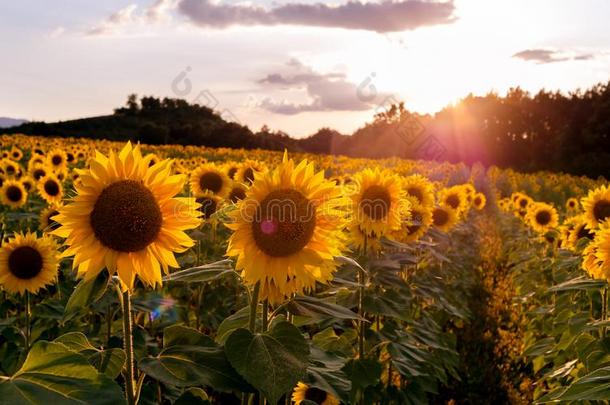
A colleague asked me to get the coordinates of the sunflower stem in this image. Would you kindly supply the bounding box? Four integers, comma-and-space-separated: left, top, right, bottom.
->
121, 289, 137, 405
25, 291, 31, 351
261, 299, 269, 333
602, 286, 608, 338
249, 281, 260, 333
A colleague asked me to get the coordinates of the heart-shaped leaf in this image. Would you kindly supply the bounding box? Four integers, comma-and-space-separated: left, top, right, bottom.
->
225, 321, 310, 404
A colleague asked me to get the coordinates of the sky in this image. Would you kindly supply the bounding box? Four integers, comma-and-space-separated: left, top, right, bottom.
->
1, 0, 609, 137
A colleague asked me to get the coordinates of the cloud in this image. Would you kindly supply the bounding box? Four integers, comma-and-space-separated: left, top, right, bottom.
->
256, 59, 389, 115
48, 26, 65, 38
86, 0, 176, 36
177, 0, 456, 33
512, 48, 595, 64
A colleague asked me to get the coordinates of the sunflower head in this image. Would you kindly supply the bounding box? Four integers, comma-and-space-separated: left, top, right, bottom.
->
291, 382, 339, 405
582, 185, 610, 229
37, 174, 63, 204
226, 153, 346, 304
0, 232, 59, 295
39, 204, 62, 233
394, 198, 433, 243
439, 186, 468, 215
190, 164, 231, 198
526, 202, 559, 234
46, 148, 68, 170
472, 192, 486, 210
228, 183, 247, 204
566, 197, 579, 211
54, 142, 201, 291
431, 204, 459, 233
236, 160, 264, 185
352, 168, 408, 238
196, 193, 223, 220
1, 180, 27, 209
402, 174, 434, 208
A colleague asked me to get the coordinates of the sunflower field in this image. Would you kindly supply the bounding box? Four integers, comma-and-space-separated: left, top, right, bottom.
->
0, 133, 609, 404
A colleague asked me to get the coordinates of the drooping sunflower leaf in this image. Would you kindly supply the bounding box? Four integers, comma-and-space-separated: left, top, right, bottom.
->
0, 341, 125, 404
64, 271, 109, 321
54, 332, 126, 379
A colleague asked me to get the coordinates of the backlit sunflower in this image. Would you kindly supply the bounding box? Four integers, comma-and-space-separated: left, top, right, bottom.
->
226, 153, 346, 304
583, 222, 610, 280
39, 204, 62, 233
396, 199, 433, 243
472, 192, 486, 210
37, 174, 63, 204
53, 142, 201, 291
352, 168, 407, 238
236, 160, 264, 185
582, 185, 610, 229
291, 382, 339, 405
190, 164, 231, 198
0, 232, 58, 295
30, 164, 48, 182
439, 186, 468, 215
402, 174, 434, 208
526, 202, 559, 234
0, 180, 27, 209
567, 215, 594, 249
431, 204, 459, 233
348, 222, 381, 254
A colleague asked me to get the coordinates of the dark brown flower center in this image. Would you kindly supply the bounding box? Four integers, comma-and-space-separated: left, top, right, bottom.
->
361, 185, 391, 220
445, 194, 460, 210
8, 246, 43, 280
243, 167, 255, 184
304, 387, 328, 404
519, 198, 528, 208
6, 165, 15, 175
196, 197, 218, 219
66, 153, 75, 163
228, 167, 238, 179
432, 208, 449, 227
229, 186, 246, 203
51, 155, 62, 166
90, 180, 162, 252
535, 210, 551, 226
407, 186, 424, 204
6, 185, 23, 202
593, 200, 610, 224
474, 196, 482, 206
251, 189, 316, 257
576, 224, 593, 240
44, 179, 60, 196
45, 209, 60, 230
198, 172, 223, 194
406, 210, 424, 234
33, 168, 46, 180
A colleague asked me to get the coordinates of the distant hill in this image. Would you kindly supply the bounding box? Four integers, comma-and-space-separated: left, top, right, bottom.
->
0, 117, 27, 128
4, 84, 610, 178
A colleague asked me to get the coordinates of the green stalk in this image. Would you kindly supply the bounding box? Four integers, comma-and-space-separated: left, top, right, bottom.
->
602, 286, 608, 338
249, 281, 260, 332
25, 291, 31, 351
121, 289, 136, 405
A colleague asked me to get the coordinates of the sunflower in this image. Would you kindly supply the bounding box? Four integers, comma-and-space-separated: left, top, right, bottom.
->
352, 168, 407, 238
567, 215, 594, 249
226, 153, 346, 304
0, 180, 27, 209
30, 164, 48, 181
2, 159, 19, 177
583, 222, 610, 280
515, 194, 532, 211
190, 164, 231, 198
439, 186, 468, 215
526, 202, 559, 234
236, 160, 264, 185
39, 204, 62, 233
53, 142, 201, 291
196, 193, 223, 220
228, 183, 247, 204
402, 174, 434, 208
431, 204, 459, 233
565, 197, 579, 212
226, 164, 240, 180
0, 232, 59, 295
46, 148, 68, 170
582, 185, 610, 229
472, 192, 486, 210
37, 174, 63, 204
394, 198, 433, 243
348, 222, 382, 254
291, 382, 339, 405
20, 176, 34, 192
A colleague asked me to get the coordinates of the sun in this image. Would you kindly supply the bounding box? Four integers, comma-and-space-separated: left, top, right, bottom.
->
53, 142, 201, 291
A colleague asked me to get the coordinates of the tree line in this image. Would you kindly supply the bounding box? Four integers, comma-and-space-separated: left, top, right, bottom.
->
6, 82, 610, 178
